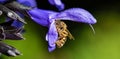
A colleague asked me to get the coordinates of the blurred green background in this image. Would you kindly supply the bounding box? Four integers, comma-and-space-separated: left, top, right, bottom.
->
1, 0, 120, 59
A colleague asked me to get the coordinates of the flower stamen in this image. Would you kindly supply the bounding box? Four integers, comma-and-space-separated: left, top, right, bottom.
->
89, 24, 95, 34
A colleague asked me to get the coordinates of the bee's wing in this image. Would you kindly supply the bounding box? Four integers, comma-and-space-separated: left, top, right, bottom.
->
66, 29, 74, 40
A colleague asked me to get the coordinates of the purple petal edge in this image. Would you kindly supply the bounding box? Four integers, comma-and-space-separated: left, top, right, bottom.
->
46, 21, 58, 52
53, 8, 97, 24
48, 0, 65, 11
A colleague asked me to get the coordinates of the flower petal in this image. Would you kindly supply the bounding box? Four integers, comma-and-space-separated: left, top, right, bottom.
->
48, 46, 56, 52
53, 8, 97, 24
48, 0, 64, 11
46, 21, 58, 52
28, 8, 57, 27
17, 0, 37, 7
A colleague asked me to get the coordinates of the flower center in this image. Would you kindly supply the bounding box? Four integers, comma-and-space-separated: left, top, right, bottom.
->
55, 20, 74, 48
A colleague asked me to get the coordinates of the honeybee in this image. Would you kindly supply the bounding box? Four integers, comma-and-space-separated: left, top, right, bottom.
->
55, 20, 74, 48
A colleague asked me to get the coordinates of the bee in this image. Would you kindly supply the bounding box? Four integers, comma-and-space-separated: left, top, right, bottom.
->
55, 20, 74, 48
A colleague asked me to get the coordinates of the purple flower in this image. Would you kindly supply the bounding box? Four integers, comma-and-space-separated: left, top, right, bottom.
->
48, 0, 65, 11
17, 0, 97, 52
27, 8, 97, 52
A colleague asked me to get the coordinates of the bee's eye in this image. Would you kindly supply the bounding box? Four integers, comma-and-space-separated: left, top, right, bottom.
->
7, 12, 16, 19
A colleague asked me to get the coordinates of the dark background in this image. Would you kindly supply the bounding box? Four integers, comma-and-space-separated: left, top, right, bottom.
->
36, 0, 120, 11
